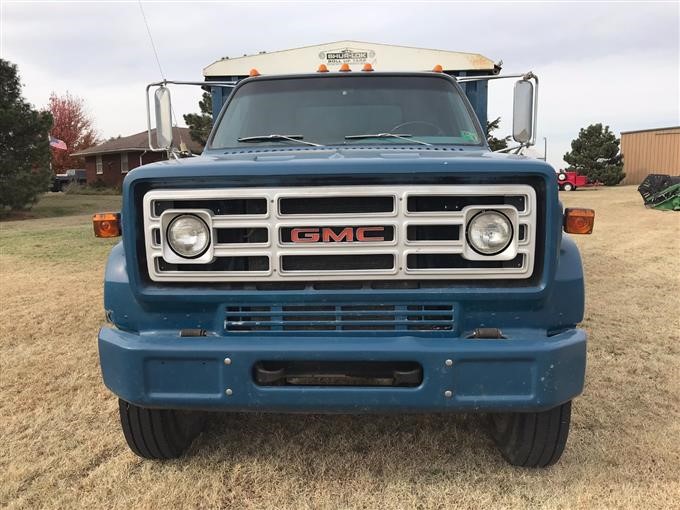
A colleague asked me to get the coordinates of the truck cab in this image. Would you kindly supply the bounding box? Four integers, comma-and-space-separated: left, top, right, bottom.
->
96, 68, 593, 467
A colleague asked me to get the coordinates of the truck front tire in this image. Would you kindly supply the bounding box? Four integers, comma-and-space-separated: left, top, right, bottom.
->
489, 401, 571, 467
118, 399, 205, 459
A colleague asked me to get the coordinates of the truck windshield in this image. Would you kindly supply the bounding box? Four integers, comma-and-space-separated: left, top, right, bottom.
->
209, 75, 483, 149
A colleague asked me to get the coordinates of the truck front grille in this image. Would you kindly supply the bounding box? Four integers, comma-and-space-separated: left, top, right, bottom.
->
142, 185, 537, 282
225, 303, 455, 333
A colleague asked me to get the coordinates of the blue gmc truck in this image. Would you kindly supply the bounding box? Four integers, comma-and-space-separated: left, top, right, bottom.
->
95, 66, 594, 467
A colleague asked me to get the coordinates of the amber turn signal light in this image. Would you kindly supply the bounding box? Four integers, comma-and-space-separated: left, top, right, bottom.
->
249, 68, 260, 77
339, 63, 351, 72
563, 208, 594, 234
317, 64, 329, 73
432, 64, 443, 73
362, 63, 374, 72
93, 212, 121, 238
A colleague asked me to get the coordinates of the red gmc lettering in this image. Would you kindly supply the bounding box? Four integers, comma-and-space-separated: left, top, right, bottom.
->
356, 226, 385, 242
290, 228, 320, 242
290, 226, 386, 243
322, 227, 354, 242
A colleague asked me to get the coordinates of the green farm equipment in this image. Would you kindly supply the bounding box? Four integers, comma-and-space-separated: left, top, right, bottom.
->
638, 174, 680, 211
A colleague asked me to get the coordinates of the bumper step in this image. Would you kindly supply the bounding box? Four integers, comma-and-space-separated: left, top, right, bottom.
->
253, 361, 423, 387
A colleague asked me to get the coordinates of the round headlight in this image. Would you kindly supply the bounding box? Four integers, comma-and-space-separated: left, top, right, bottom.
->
466, 210, 513, 255
166, 214, 210, 258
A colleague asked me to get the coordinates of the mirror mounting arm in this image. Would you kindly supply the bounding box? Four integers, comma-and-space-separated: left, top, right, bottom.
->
145, 79, 237, 153
457, 71, 539, 147
524, 73, 539, 147
493, 143, 527, 154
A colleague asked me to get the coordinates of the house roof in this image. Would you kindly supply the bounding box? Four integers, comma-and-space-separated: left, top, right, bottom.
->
204, 40, 497, 77
72, 127, 203, 156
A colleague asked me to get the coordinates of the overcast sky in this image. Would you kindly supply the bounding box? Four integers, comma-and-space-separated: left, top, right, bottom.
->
2, 1, 678, 167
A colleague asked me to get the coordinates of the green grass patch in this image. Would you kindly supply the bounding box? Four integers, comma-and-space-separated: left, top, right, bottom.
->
63, 182, 122, 195
1, 193, 122, 221
0, 217, 119, 263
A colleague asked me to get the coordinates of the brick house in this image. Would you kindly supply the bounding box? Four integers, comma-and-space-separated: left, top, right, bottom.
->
72, 128, 202, 187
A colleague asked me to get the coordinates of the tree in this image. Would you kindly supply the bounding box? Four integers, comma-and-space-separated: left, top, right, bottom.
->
47, 92, 98, 173
183, 92, 212, 147
564, 123, 625, 186
487, 116, 510, 151
0, 59, 53, 212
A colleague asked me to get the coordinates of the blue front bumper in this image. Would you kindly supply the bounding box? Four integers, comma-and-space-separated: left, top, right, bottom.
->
98, 327, 586, 413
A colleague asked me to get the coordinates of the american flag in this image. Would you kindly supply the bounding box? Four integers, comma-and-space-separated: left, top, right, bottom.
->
49, 135, 67, 151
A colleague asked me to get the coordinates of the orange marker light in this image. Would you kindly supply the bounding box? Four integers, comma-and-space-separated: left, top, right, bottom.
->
432, 64, 443, 73
563, 208, 595, 234
317, 64, 329, 73
339, 63, 351, 72
249, 68, 260, 77
362, 63, 374, 72
93, 212, 121, 238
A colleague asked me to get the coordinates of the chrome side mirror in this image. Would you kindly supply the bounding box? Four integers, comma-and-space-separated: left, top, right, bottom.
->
154, 87, 173, 149
512, 79, 534, 144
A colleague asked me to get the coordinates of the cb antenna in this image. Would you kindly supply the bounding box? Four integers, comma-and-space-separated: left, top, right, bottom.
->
138, 0, 165, 80
138, 0, 186, 153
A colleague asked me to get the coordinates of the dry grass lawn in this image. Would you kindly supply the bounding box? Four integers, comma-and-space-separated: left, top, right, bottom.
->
1, 186, 678, 509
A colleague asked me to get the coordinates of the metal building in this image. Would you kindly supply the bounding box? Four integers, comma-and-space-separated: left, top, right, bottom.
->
620, 126, 680, 185
203, 40, 500, 131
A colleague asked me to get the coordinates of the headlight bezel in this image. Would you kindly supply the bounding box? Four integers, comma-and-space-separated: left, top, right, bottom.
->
159, 209, 214, 264
463, 206, 519, 261
466, 210, 513, 255
167, 214, 211, 259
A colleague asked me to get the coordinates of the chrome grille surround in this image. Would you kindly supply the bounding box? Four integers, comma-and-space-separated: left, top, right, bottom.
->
142, 185, 537, 282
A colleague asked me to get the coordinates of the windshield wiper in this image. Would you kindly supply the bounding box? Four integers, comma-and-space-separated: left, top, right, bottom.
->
344, 133, 432, 146
237, 134, 323, 147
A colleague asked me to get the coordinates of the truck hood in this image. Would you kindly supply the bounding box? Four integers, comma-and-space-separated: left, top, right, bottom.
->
124, 146, 556, 185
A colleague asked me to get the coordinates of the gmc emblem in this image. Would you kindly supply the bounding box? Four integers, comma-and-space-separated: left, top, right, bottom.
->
290, 226, 386, 243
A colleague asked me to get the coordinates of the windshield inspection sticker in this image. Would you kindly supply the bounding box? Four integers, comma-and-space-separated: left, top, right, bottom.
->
461, 130, 479, 143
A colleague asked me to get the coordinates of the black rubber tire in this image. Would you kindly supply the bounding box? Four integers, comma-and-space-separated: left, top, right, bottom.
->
489, 401, 572, 468
563, 183, 574, 191
118, 399, 206, 459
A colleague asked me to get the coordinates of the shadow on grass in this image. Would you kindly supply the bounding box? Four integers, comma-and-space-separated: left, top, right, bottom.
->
190, 412, 500, 474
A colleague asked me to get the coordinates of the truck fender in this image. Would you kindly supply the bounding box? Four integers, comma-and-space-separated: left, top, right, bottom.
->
546, 234, 585, 327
